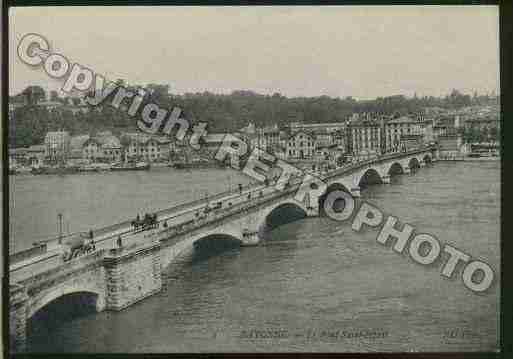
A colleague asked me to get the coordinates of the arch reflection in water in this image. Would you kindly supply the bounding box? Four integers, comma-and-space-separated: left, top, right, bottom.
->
358, 168, 383, 189
259, 202, 308, 241
408, 157, 421, 171
388, 162, 404, 176
192, 234, 242, 263
27, 291, 99, 352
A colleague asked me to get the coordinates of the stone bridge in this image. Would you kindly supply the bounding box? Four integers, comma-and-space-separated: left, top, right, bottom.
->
9, 147, 435, 351
322, 149, 434, 196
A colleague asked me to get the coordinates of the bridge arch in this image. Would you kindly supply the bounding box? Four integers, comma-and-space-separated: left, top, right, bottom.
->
258, 201, 308, 239
357, 168, 383, 188
387, 162, 404, 176
27, 288, 104, 321
423, 153, 432, 164
193, 232, 242, 247
191, 233, 243, 261
408, 157, 421, 170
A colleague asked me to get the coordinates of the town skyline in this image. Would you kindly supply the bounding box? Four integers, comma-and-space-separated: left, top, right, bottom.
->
9, 80, 499, 149
9, 6, 499, 99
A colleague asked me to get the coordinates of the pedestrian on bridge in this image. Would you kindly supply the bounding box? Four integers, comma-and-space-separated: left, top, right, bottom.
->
89, 229, 93, 239
116, 235, 122, 248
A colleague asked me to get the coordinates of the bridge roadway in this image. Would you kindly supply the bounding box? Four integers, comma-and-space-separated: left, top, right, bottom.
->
9, 146, 436, 284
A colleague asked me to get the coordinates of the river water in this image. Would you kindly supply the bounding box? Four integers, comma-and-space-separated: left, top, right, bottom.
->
9, 168, 256, 253
12, 162, 500, 352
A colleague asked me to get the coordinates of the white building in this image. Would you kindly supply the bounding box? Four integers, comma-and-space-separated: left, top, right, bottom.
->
26, 145, 46, 167
82, 137, 103, 161
289, 122, 346, 133
384, 116, 422, 152
286, 131, 316, 159
122, 133, 172, 162
348, 118, 382, 159
44, 131, 71, 161
239, 123, 282, 152
99, 135, 123, 162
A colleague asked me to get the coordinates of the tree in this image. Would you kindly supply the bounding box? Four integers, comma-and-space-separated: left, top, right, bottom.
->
115, 78, 126, 87
120, 134, 132, 162
10, 85, 495, 148
481, 127, 489, 142
447, 89, 471, 108
146, 84, 170, 104
462, 126, 478, 144
489, 127, 499, 141
22, 86, 46, 105
50, 90, 60, 102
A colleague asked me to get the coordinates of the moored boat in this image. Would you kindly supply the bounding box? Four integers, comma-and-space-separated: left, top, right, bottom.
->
110, 161, 150, 171
80, 163, 112, 172
170, 158, 224, 169
80, 164, 100, 172
31, 165, 80, 175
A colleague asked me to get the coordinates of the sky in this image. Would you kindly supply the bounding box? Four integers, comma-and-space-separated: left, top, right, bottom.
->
9, 6, 500, 100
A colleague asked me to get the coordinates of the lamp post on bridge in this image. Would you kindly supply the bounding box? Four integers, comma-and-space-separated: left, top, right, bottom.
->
57, 213, 63, 244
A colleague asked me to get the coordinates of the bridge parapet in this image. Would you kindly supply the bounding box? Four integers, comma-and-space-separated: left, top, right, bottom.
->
11, 248, 106, 286
323, 147, 434, 181
157, 184, 299, 244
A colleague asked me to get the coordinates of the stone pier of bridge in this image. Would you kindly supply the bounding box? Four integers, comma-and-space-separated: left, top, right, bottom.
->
9, 240, 163, 351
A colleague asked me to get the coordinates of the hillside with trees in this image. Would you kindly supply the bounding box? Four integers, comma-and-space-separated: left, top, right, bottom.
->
9, 86, 499, 148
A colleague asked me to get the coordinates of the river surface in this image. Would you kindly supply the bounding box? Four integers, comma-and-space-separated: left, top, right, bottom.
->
9, 168, 256, 253
11, 162, 500, 352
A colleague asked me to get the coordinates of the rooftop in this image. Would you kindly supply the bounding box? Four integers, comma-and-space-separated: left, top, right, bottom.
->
27, 145, 46, 152
348, 119, 381, 127
96, 135, 122, 148
44, 131, 70, 142
70, 135, 90, 150
386, 116, 418, 124
38, 101, 64, 107
121, 132, 172, 145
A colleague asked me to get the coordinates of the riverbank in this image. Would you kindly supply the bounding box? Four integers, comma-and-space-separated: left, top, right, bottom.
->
8, 162, 229, 175
438, 156, 500, 162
